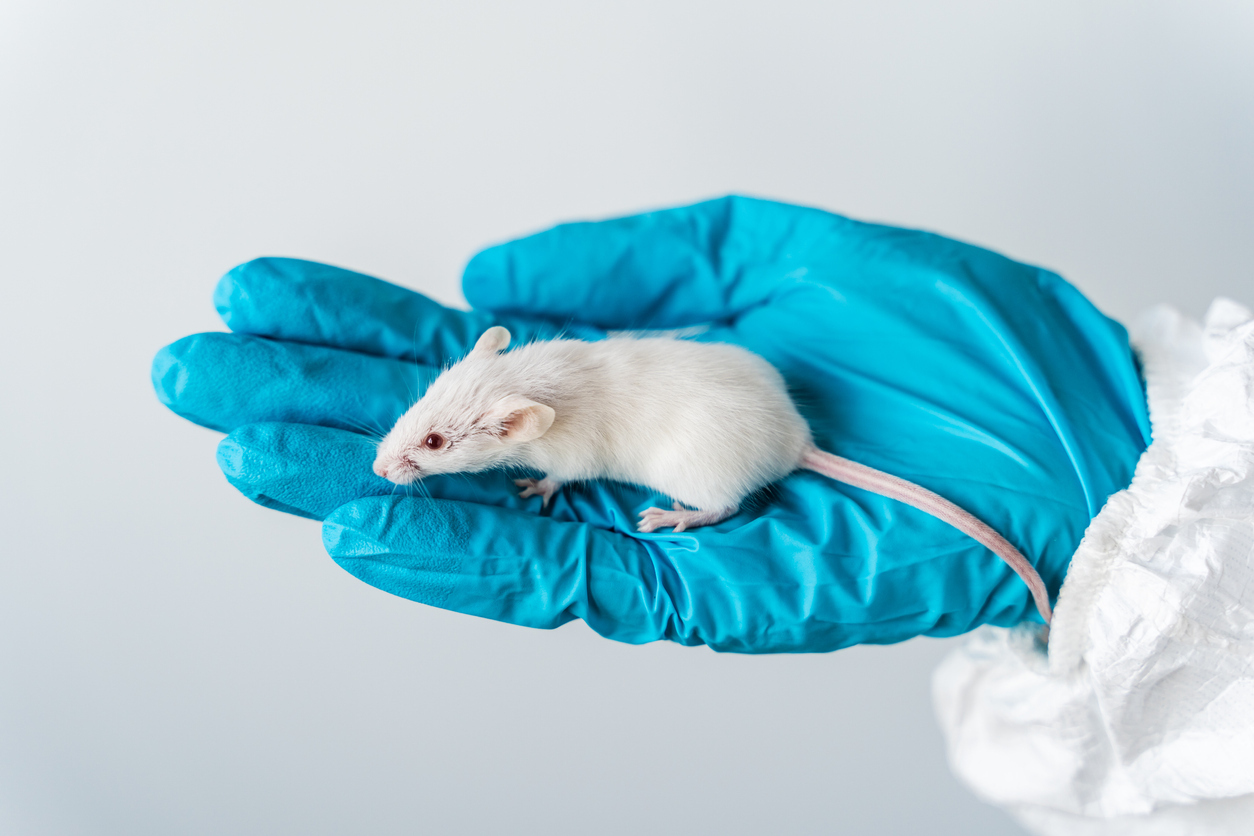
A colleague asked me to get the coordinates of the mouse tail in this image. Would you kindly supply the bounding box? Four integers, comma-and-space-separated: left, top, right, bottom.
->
801, 446, 1053, 626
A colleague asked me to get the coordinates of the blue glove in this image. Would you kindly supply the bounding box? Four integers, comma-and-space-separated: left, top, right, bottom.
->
152, 196, 1150, 652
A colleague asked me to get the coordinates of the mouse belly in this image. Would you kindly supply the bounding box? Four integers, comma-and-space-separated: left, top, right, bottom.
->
623, 430, 807, 531
510, 470, 745, 532
634, 469, 754, 515
516, 445, 796, 533
630, 437, 804, 532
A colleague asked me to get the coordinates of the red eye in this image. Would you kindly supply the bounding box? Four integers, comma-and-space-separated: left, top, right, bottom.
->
424, 433, 445, 450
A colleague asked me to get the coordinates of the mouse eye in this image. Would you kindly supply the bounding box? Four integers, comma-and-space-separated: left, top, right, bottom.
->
424, 432, 445, 450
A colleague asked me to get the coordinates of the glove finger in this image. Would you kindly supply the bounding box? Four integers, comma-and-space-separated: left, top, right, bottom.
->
152, 332, 425, 434
215, 257, 603, 363
462, 195, 848, 329
217, 422, 563, 521
323, 495, 687, 645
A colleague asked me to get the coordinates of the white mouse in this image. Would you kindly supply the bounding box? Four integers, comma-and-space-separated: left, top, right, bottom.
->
373, 326, 1053, 624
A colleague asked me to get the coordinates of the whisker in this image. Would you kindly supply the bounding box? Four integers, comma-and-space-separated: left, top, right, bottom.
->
336, 415, 386, 441
336, 398, 393, 437
399, 362, 418, 409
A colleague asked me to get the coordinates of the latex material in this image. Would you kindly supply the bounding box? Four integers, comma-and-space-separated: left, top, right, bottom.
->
151, 196, 1151, 652
933, 300, 1254, 832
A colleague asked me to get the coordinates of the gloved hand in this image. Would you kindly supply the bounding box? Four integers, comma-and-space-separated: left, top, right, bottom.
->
151, 196, 1150, 652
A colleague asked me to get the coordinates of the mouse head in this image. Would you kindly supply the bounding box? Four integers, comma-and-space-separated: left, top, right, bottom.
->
372, 326, 556, 484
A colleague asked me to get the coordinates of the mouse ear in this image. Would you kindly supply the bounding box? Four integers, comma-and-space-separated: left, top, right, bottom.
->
487, 396, 555, 444
473, 326, 511, 356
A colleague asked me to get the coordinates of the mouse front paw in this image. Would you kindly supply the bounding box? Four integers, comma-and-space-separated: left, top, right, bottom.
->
514, 476, 562, 507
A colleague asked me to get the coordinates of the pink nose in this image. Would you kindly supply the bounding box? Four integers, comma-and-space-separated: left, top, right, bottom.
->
373, 462, 389, 478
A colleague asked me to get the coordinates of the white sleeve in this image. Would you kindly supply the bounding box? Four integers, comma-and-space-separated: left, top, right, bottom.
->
932, 298, 1254, 836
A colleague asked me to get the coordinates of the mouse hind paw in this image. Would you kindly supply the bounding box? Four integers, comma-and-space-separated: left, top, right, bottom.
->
637, 503, 735, 533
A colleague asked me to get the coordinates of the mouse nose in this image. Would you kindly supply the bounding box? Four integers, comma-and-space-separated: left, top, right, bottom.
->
373, 461, 389, 478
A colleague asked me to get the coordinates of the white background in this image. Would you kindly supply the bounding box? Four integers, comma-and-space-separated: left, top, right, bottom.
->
2, 2, 1251, 834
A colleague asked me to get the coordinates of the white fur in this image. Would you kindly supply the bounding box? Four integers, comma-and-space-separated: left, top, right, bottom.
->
374, 328, 1052, 620
373, 330, 813, 512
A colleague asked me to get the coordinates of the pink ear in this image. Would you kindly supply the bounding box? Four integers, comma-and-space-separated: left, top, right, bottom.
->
489, 396, 555, 444
473, 326, 511, 356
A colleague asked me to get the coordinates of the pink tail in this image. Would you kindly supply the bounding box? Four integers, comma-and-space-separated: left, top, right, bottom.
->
801, 446, 1052, 625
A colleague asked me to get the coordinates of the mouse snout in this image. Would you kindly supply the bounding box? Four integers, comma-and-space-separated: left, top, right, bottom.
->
373, 456, 420, 482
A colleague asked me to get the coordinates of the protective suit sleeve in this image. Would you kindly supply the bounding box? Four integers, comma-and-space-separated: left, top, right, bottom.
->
932, 298, 1254, 834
